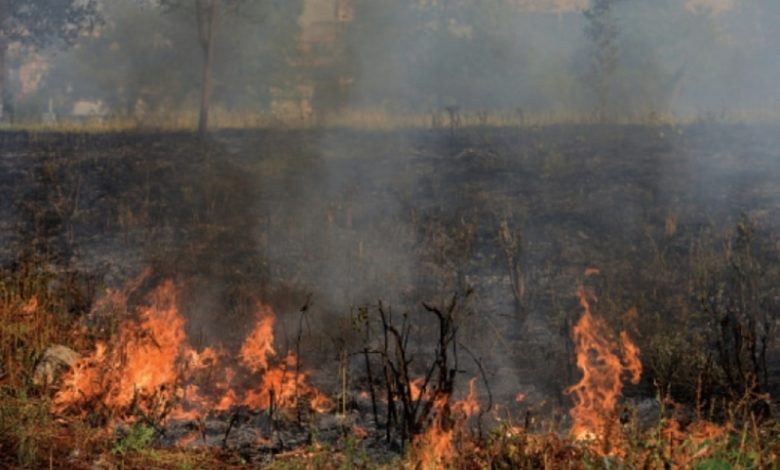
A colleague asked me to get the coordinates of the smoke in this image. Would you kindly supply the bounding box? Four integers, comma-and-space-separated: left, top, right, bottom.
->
12, 0, 303, 120
341, 0, 780, 120
4, 0, 780, 405
4, 0, 776, 122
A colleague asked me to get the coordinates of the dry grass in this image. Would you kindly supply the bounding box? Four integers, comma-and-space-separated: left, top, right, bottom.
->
0, 261, 85, 389
2, 107, 780, 134
1, 128, 779, 467
0, 260, 778, 468
0, 260, 88, 468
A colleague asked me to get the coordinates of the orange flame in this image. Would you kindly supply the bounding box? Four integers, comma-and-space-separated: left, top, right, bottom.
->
455, 378, 480, 417
409, 377, 426, 402
653, 417, 729, 466
54, 279, 332, 421
412, 378, 480, 468
54, 281, 187, 418
565, 285, 641, 454
242, 352, 333, 413
239, 305, 277, 372
415, 394, 456, 469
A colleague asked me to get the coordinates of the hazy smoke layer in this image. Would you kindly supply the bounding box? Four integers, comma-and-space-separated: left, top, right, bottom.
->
2, 0, 777, 121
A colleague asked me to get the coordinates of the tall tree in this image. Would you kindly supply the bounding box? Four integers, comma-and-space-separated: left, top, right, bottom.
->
41, 0, 196, 117
161, 0, 275, 134
582, 0, 623, 121
160, 0, 229, 134
0, 0, 100, 121
195, 0, 219, 134
37, 0, 301, 122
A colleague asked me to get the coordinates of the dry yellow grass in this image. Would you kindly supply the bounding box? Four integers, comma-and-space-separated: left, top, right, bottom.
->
2, 107, 779, 134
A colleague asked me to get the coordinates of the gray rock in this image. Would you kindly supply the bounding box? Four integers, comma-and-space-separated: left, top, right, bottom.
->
33, 345, 80, 387
633, 398, 661, 431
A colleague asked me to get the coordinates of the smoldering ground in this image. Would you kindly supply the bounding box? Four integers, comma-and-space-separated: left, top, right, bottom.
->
3, 122, 780, 411
1, 3, 780, 466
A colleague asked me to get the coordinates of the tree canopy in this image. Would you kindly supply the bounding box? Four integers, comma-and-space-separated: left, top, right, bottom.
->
0, 0, 101, 120
0, 0, 100, 48
35, 0, 302, 124
9, 0, 780, 123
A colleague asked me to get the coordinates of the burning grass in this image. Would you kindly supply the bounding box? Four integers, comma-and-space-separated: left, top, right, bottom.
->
1, 127, 780, 468
565, 280, 642, 455
53, 276, 333, 425
0, 262, 777, 469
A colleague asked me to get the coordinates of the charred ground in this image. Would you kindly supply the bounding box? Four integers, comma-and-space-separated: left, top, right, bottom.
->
2, 124, 780, 467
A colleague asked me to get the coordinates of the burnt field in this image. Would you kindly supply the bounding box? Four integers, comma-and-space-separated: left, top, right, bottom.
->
2, 124, 780, 468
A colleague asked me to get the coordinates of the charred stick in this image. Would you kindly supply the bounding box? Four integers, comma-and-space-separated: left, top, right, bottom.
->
293, 294, 312, 422
222, 410, 240, 449
340, 347, 348, 416
459, 343, 493, 439
378, 302, 397, 441
198, 416, 207, 445
382, 355, 396, 442
269, 388, 276, 431
358, 307, 380, 428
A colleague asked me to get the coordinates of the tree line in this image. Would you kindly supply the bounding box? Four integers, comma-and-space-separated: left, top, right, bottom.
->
1, 0, 778, 131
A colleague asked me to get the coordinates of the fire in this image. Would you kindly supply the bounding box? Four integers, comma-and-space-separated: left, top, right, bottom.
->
647, 417, 730, 466
54, 278, 332, 422
414, 394, 456, 469
565, 284, 641, 454
54, 281, 187, 418
239, 304, 276, 372
409, 377, 426, 401
239, 305, 333, 413
412, 378, 480, 468
456, 378, 480, 417
242, 352, 331, 412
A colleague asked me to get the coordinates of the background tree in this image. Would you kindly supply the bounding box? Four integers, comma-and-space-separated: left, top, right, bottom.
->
36, 0, 301, 124
16, 0, 769, 124
0, 0, 100, 121
601, 0, 745, 118
159, 0, 237, 134
581, 0, 624, 121
40, 1, 194, 118
194, 0, 219, 134
346, 0, 526, 113
158, 0, 301, 134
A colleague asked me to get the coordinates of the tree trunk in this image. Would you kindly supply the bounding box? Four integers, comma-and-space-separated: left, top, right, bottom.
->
0, 0, 6, 123
0, 38, 7, 123
197, 0, 219, 136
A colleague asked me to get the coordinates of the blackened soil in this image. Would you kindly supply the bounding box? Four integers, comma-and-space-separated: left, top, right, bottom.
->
2, 124, 780, 409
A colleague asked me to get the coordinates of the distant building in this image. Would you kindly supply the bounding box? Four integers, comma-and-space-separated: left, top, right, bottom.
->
71, 100, 109, 122
42, 98, 57, 124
